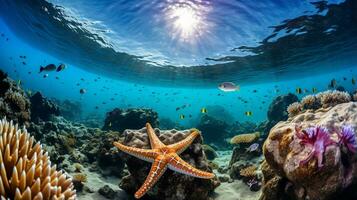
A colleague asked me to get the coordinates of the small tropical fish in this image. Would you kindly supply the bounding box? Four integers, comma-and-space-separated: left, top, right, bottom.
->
39, 64, 56, 73
312, 87, 318, 93
56, 63, 66, 72
179, 114, 185, 119
352, 78, 356, 85
296, 87, 302, 94
201, 107, 207, 113
245, 111, 253, 116
328, 79, 337, 88
109, 122, 112, 127
218, 82, 239, 92
246, 143, 259, 152
43, 74, 48, 78
17, 80, 21, 85
175, 107, 180, 111
80, 88, 86, 94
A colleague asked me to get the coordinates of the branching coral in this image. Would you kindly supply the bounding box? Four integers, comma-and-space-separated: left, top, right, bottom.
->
295, 125, 336, 168
301, 95, 321, 110
239, 165, 257, 178
230, 132, 260, 145
337, 125, 357, 154
317, 90, 351, 108
0, 118, 76, 199
287, 102, 302, 118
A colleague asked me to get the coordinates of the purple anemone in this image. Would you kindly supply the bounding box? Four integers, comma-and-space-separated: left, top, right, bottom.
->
295, 126, 336, 168
338, 125, 357, 154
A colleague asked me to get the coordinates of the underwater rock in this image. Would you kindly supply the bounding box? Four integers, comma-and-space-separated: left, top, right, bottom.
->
30, 91, 60, 122
0, 118, 76, 199
103, 108, 159, 132
0, 70, 31, 125
53, 99, 83, 121
118, 126, 220, 200
202, 144, 218, 160
262, 102, 357, 200
228, 121, 258, 137
98, 185, 116, 199
197, 114, 229, 147
267, 93, 298, 123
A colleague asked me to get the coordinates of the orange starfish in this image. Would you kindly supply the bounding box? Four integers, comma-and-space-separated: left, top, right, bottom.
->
114, 123, 215, 199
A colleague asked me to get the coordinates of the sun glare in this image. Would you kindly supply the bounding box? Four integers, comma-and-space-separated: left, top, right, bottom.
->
166, 2, 210, 42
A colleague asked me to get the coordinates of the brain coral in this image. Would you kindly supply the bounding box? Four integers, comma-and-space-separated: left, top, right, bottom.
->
230, 132, 260, 144
0, 118, 76, 199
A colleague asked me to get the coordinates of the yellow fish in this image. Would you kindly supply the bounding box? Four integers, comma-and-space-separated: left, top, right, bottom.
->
245, 111, 252, 116
201, 107, 207, 113
296, 87, 302, 94
179, 114, 185, 119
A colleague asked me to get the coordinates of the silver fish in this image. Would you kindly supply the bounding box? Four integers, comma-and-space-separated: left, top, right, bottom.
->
246, 143, 259, 152
218, 82, 239, 92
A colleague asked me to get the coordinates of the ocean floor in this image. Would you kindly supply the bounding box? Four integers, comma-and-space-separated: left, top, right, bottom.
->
75, 150, 261, 200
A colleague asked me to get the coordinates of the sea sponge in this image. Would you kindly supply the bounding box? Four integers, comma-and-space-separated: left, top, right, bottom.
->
230, 132, 260, 144
0, 118, 76, 199
239, 165, 257, 178
72, 173, 87, 183
317, 90, 351, 108
287, 102, 302, 118
301, 95, 321, 110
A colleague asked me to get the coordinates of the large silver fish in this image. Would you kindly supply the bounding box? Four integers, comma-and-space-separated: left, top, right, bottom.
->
218, 82, 239, 92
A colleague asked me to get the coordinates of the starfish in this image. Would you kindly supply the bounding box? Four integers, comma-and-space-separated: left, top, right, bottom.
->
114, 123, 215, 199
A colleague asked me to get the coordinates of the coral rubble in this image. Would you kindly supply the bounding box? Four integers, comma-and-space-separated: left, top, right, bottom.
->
262, 102, 357, 200
0, 118, 76, 199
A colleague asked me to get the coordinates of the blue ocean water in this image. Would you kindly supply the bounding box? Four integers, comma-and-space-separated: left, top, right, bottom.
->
0, 0, 356, 127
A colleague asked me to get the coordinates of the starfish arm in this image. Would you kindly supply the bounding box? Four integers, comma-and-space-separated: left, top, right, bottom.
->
134, 157, 168, 199
114, 142, 157, 162
146, 123, 165, 149
168, 129, 200, 154
168, 154, 215, 179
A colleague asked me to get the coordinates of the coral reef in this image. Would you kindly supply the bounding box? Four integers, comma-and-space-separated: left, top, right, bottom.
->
0, 118, 76, 199
30, 92, 60, 122
230, 132, 260, 145
103, 108, 159, 132
262, 102, 357, 200
0, 70, 31, 125
240, 165, 257, 178
53, 99, 83, 121
117, 125, 220, 200
197, 115, 229, 147
287, 102, 302, 118
288, 90, 352, 117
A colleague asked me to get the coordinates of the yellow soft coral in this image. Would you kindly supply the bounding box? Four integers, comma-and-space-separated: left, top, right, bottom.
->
240, 165, 257, 177
0, 118, 76, 199
230, 132, 260, 144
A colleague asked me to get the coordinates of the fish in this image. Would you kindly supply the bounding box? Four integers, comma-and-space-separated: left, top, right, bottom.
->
80, 88, 86, 94
246, 143, 259, 152
17, 80, 21, 85
175, 107, 180, 111
352, 78, 356, 85
201, 107, 207, 113
108, 122, 112, 127
43, 74, 48, 78
328, 79, 337, 88
245, 111, 253, 116
218, 82, 239, 92
312, 87, 318, 93
39, 64, 56, 73
179, 114, 185, 119
56, 63, 66, 72
296, 87, 302, 94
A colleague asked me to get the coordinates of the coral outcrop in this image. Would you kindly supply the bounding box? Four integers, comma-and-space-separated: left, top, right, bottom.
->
0, 70, 31, 125
52, 99, 82, 121
230, 132, 260, 145
30, 92, 60, 122
118, 126, 220, 200
197, 115, 229, 147
262, 102, 357, 200
103, 108, 159, 132
0, 118, 76, 199
288, 90, 352, 117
